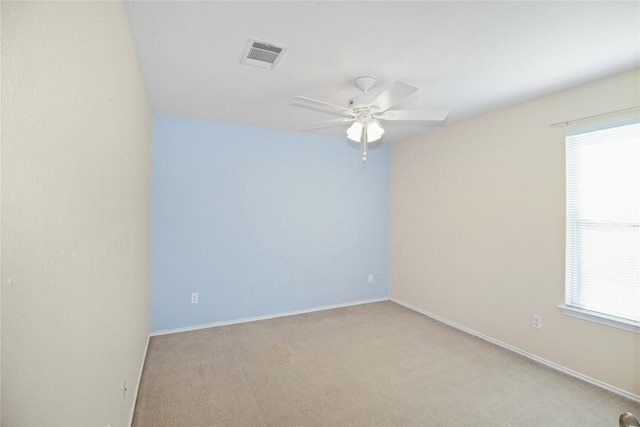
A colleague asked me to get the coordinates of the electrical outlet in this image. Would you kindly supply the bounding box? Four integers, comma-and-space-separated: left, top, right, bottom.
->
191, 292, 198, 304
532, 314, 542, 329
368, 274, 374, 283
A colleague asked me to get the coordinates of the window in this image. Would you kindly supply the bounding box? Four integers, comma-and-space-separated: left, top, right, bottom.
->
561, 119, 640, 332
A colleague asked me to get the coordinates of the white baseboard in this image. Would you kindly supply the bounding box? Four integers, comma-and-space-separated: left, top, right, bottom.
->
150, 297, 390, 337
129, 335, 150, 427
391, 297, 640, 404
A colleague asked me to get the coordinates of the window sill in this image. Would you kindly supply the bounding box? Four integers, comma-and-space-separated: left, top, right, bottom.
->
558, 305, 640, 334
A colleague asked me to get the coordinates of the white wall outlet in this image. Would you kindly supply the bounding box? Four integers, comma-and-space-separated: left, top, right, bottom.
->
368, 274, 374, 283
532, 314, 542, 329
191, 292, 198, 304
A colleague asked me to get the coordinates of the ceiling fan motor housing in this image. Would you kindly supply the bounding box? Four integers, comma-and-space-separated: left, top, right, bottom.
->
349, 95, 377, 108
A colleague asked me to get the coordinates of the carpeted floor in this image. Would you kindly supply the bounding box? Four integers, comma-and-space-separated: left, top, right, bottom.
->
132, 301, 639, 426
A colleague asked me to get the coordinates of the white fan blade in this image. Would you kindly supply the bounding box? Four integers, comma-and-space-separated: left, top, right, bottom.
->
369, 81, 418, 112
377, 108, 450, 122
302, 117, 355, 131
291, 96, 355, 117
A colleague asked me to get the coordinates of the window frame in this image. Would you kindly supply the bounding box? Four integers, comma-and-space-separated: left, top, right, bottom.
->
559, 118, 640, 334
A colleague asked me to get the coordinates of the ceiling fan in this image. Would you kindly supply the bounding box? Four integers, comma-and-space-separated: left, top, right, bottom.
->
291, 76, 450, 163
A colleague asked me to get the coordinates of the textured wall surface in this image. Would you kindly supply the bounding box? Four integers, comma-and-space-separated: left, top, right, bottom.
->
150, 114, 389, 332
390, 68, 640, 397
1, 2, 151, 425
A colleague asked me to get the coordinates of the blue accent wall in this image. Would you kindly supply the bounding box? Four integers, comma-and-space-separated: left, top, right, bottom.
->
150, 114, 389, 332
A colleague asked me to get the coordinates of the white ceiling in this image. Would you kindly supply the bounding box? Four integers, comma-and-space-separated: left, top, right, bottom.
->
124, 1, 640, 144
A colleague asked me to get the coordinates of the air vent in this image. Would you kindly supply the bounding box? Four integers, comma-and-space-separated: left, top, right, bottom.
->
241, 39, 286, 70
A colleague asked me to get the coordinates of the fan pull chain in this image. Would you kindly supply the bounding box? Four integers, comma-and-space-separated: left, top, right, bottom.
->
361, 143, 368, 168
361, 123, 368, 168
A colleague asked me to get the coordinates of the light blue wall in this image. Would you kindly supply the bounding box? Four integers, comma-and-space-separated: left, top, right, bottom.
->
150, 114, 389, 332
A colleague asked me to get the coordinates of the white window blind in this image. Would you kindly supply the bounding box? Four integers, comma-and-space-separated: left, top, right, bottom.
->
565, 119, 640, 328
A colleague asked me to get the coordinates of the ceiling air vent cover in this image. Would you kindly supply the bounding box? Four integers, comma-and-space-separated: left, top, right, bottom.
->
241, 39, 286, 70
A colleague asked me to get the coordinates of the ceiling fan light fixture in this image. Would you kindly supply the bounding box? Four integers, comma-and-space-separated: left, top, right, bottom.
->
347, 120, 384, 143
367, 120, 384, 142
347, 121, 363, 142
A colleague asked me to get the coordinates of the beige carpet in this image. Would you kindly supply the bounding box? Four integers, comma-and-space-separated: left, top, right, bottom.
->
132, 301, 639, 426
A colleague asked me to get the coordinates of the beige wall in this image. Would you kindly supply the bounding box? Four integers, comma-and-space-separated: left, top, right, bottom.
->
390, 68, 639, 397
1, 1, 151, 425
